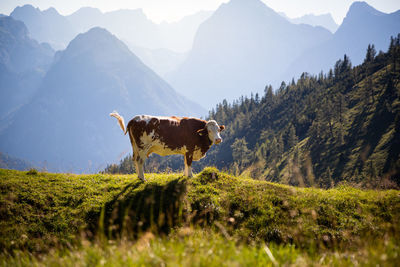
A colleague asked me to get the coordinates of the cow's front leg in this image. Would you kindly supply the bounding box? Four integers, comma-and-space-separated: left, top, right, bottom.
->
184, 153, 193, 177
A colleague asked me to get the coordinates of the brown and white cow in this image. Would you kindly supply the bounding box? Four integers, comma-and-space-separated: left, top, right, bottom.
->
110, 112, 224, 181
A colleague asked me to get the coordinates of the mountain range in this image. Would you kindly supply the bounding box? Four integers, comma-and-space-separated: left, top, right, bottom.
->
167, 0, 400, 109
167, 0, 332, 108
9, 5, 210, 79
10, 5, 211, 53
0, 27, 205, 172
10, 5, 75, 50
10, 1, 397, 107
1, 0, 399, 173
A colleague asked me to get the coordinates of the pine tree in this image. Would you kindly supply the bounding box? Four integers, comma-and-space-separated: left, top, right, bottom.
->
286, 124, 298, 150
278, 81, 286, 95
255, 93, 260, 104
366, 75, 375, 104
272, 165, 280, 182
265, 85, 274, 103
231, 138, 251, 169
322, 98, 335, 138
322, 167, 334, 188
334, 92, 347, 125
277, 134, 284, 158
364, 44, 376, 63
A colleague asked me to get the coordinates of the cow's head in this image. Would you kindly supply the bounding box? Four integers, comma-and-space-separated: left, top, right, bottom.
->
198, 120, 225, 144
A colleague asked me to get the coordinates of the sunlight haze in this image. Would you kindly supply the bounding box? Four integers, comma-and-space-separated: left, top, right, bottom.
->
0, 0, 399, 23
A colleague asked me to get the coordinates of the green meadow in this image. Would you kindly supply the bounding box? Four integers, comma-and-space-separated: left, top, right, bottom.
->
1, 167, 399, 266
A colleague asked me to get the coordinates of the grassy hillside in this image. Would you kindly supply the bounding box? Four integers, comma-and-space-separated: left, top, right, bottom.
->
1, 168, 399, 265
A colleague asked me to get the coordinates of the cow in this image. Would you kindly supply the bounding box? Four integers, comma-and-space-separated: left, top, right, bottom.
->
110, 112, 225, 181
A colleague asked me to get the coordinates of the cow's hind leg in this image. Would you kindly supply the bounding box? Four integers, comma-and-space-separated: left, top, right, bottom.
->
136, 160, 145, 181
184, 153, 193, 177
133, 153, 146, 181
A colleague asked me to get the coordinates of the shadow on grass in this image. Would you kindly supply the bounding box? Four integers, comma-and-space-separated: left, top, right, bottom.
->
86, 178, 188, 240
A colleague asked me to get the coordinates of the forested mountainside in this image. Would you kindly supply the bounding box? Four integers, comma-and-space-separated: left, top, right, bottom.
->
106, 36, 400, 189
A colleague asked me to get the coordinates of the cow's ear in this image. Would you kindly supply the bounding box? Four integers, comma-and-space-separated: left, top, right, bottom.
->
219, 125, 225, 132
197, 128, 207, 136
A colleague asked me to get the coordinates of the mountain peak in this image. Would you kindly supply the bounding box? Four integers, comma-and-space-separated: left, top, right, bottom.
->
14, 4, 36, 11
107, 8, 146, 17
346, 1, 384, 18
42, 7, 60, 16
66, 27, 119, 51
11, 4, 40, 17
74, 6, 102, 14
82, 26, 111, 37
228, 0, 263, 5
214, 0, 279, 22
338, 1, 387, 34
349, 1, 373, 10
224, 0, 271, 11
59, 27, 139, 69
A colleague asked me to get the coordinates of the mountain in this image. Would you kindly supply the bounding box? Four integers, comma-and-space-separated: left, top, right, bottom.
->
0, 27, 205, 173
282, 13, 338, 33
284, 1, 400, 81
10, 5, 76, 50
167, 0, 332, 109
0, 16, 54, 122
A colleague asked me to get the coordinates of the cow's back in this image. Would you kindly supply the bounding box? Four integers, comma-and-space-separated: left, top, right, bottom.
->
126, 115, 208, 153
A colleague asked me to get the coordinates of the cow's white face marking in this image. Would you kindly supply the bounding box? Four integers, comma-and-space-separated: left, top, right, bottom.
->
206, 120, 223, 144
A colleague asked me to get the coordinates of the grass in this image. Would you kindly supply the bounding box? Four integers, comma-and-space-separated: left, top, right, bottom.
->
2, 230, 399, 266
1, 167, 399, 265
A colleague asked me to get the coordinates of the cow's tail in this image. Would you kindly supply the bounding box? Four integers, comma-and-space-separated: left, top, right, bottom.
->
110, 111, 127, 135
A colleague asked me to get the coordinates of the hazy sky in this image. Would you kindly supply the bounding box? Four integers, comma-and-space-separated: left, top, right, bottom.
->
0, 0, 399, 24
